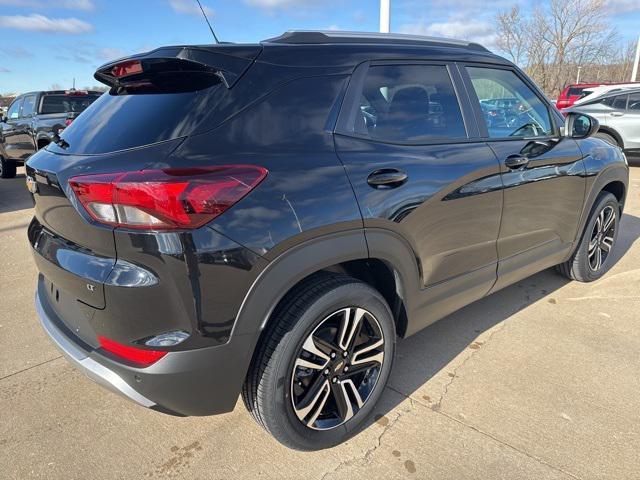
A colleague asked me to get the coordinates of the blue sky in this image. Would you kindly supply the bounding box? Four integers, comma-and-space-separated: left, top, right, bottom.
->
0, 0, 639, 93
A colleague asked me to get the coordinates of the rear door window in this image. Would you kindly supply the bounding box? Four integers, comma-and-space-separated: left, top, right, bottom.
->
354, 64, 466, 143
40, 94, 101, 114
627, 93, 640, 110
20, 95, 37, 117
466, 67, 553, 139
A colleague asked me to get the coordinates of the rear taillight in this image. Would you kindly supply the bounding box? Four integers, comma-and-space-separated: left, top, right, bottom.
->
64, 118, 73, 126
111, 60, 143, 78
98, 335, 166, 367
69, 165, 267, 230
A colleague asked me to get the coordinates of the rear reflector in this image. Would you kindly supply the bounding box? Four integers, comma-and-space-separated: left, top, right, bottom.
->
111, 60, 143, 78
98, 335, 167, 367
69, 165, 268, 230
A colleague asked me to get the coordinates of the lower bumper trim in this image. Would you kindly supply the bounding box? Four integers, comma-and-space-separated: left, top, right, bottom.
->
35, 289, 156, 409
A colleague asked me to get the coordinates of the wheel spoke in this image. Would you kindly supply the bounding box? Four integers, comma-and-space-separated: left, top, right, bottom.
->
294, 379, 331, 426
337, 308, 367, 351
602, 208, 615, 232
295, 336, 330, 371
595, 246, 603, 270
330, 381, 353, 422
351, 338, 384, 367
601, 235, 614, 252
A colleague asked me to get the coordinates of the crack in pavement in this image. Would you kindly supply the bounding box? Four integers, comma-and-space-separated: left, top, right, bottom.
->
320, 403, 408, 480
431, 318, 509, 412
0, 355, 63, 382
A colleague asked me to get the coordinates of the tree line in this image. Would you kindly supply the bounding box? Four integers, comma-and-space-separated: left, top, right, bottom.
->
495, 0, 638, 98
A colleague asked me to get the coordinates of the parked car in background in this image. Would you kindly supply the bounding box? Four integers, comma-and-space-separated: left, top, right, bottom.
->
573, 82, 640, 107
26, 31, 628, 450
564, 87, 640, 153
0, 89, 101, 178
556, 82, 640, 109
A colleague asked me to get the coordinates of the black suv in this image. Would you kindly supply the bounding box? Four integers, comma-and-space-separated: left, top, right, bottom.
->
26, 31, 628, 450
1, 90, 101, 178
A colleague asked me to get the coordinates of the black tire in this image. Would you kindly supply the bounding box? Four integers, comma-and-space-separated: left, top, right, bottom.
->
242, 273, 395, 450
594, 131, 619, 147
557, 192, 620, 282
0, 156, 17, 179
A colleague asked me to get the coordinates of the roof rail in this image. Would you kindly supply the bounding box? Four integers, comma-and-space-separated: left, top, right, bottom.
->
262, 30, 489, 52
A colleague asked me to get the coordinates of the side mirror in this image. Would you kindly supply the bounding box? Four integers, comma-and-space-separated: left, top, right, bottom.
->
563, 112, 599, 139
0, 114, 5, 123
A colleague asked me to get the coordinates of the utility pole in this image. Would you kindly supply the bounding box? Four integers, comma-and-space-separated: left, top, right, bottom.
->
632, 34, 640, 82
576, 66, 582, 84
380, 0, 390, 33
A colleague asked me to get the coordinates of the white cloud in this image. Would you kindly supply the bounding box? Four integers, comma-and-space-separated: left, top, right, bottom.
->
0, 0, 95, 10
96, 47, 128, 61
399, 19, 497, 48
169, 0, 213, 16
606, 0, 640, 14
0, 14, 93, 34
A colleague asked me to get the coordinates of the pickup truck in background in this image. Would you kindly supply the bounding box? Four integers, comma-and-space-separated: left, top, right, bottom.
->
0, 90, 101, 178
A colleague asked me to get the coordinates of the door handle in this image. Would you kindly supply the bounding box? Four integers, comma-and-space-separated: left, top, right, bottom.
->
610, 112, 624, 117
504, 155, 529, 170
367, 168, 408, 188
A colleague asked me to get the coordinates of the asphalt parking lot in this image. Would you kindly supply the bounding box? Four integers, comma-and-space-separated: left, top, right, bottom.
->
1, 164, 639, 480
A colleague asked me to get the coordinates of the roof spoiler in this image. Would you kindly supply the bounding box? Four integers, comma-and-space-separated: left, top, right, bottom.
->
94, 45, 262, 89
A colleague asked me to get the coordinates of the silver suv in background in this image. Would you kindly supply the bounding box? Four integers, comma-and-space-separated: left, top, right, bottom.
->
565, 88, 640, 154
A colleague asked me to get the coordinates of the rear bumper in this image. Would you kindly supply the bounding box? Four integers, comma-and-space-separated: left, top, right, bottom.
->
35, 278, 257, 416
36, 288, 157, 409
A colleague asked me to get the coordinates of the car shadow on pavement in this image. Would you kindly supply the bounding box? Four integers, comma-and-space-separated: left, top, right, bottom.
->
362, 212, 640, 433
0, 172, 34, 214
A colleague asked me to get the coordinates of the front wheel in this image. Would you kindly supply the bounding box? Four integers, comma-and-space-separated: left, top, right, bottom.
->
242, 274, 395, 450
557, 192, 620, 282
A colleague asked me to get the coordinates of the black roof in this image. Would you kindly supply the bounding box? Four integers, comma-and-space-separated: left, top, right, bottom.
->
262, 30, 490, 53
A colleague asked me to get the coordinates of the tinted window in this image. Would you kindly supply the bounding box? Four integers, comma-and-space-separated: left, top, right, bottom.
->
40, 94, 101, 114
626, 93, 640, 110
21, 95, 37, 117
56, 84, 223, 154
355, 65, 466, 143
467, 67, 553, 138
567, 87, 586, 97
7, 98, 22, 119
611, 94, 628, 110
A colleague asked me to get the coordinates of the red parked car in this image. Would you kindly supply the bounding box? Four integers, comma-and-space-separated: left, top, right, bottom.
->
557, 82, 640, 109
556, 83, 603, 109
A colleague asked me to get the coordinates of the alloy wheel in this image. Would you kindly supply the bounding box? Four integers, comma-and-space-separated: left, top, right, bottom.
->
290, 307, 385, 430
588, 205, 616, 271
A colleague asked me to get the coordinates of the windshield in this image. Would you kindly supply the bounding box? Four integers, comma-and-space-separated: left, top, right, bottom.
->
40, 94, 101, 114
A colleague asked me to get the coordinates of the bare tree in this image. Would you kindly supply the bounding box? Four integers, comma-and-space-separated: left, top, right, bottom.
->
494, 0, 630, 96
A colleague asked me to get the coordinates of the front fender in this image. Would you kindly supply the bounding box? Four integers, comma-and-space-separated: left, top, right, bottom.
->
573, 138, 629, 248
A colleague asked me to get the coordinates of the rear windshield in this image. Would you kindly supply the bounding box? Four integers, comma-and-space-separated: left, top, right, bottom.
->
40, 94, 101, 114
53, 85, 222, 154
567, 87, 586, 97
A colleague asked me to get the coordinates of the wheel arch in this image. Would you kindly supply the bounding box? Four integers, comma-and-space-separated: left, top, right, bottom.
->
232, 228, 421, 388
597, 126, 624, 149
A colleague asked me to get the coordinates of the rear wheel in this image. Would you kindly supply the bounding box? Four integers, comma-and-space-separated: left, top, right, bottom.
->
594, 131, 619, 147
0, 156, 17, 179
242, 274, 395, 450
557, 192, 620, 282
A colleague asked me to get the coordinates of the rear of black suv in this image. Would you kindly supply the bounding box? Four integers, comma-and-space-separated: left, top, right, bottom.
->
28, 32, 628, 451
27, 40, 360, 418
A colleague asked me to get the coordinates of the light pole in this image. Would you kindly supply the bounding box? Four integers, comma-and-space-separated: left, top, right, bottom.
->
380, 0, 390, 33
632, 34, 640, 82
576, 65, 582, 84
